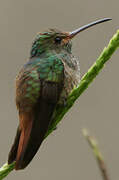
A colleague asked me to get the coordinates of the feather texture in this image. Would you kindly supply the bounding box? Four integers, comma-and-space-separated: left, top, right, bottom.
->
8, 28, 80, 170
8, 55, 64, 169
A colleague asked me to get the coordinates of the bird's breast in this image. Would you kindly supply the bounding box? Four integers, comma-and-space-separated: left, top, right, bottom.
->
59, 55, 80, 103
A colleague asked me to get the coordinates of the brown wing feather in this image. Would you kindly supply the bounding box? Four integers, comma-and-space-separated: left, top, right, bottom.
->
15, 112, 33, 170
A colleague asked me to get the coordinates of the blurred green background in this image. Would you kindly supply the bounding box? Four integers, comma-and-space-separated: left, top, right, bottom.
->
0, 0, 118, 179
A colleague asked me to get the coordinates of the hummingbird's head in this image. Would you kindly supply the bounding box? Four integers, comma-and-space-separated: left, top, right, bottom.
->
30, 29, 72, 58
30, 18, 111, 58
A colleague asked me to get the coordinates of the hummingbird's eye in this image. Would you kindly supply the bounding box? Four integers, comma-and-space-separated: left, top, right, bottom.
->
54, 37, 62, 44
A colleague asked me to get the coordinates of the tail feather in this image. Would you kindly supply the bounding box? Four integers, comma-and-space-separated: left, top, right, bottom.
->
15, 119, 33, 169
8, 127, 21, 164
8, 99, 55, 170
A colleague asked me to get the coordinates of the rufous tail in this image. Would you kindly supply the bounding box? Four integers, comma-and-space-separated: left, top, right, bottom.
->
8, 99, 55, 170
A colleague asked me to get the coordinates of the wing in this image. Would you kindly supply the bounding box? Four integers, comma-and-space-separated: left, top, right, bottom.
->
16, 55, 64, 109
8, 55, 64, 169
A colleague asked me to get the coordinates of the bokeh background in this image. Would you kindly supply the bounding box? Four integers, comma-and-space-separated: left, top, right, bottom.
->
0, 0, 118, 179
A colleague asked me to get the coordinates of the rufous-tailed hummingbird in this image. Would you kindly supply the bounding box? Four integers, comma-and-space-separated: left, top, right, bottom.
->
8, 18, 111, 170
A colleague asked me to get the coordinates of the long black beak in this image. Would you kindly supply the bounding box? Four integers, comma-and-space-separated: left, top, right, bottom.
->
69, 18, 112, 38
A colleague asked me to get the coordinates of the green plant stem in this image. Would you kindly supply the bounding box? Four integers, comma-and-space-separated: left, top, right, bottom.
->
0, 162, 15, 180
82, 129, 110, 180
0, 30, 119, 179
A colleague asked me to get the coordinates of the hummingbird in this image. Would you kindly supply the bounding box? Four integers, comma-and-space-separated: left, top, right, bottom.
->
8, 18, 111, 170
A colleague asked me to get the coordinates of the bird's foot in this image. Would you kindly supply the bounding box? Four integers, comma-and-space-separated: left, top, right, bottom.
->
58, 97, 67, 107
